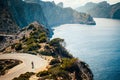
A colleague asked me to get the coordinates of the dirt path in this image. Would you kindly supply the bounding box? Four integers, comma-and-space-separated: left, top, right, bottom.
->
0, 53, 48, 80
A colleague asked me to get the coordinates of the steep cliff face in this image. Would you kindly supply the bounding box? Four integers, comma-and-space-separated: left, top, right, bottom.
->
111, 3, 120, 19
0, 0, 19, 34
25, 0, 96, 26
76, 1, 120, 19
40, 1, 96, 26
7, 0, 48, 28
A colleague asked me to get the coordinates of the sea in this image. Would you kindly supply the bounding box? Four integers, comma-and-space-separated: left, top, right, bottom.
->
52, 18, 120, 80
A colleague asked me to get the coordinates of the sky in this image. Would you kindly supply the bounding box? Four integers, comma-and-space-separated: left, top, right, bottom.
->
42, 0, 120, 8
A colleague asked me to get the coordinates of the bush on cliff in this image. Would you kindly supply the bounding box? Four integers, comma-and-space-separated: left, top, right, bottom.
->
13, 72, 35, 80
15, 43, 22, 51
36, 58, 79, 80
49, 58, 60, 65
49, 38, 73, 58
39, 36, 47, 43
26, 43, 40, 51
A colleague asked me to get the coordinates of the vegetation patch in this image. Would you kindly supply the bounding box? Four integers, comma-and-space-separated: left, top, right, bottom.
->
49, 38, 73, 58
38, 50, 52, 56
49, 58, 60, 65
0, 59, 22, 75
12, 72, 35, 80
3, 23, 73, 59
36, 58, 80, 80
15, 43, 22, 51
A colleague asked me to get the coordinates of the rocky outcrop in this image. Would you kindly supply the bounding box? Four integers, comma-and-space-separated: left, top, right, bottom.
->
76, 1, 120, 19
17, 21, 50, 39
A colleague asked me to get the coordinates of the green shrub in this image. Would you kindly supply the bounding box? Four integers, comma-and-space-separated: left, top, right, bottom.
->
49, 38, 73, 58
36, 58, 79, 80
47, 66, 70, 80
39, 32, 47, 38
49, 38, 64, 46
38, 51, 51, 56
49, 59, 60, 65
30, 31, 39, 38
36, 71, 49, 77
28, 51, 37, 55
33, 27, 37, 31
12, 72, 35, 80
30, 30, 46, 39
28, 24, 35, 30
20, 35, 27, 41
61, 58, 78, 72
39, 36, 47, 43
26, 38, 36, 45
53, 70, 70, 80
44, 45, 50, 49
15, 43, 22, 51
0, 65, 4, 75
11, 44, 16, 49
0, 65, 4, 71
27, 43, 40, 51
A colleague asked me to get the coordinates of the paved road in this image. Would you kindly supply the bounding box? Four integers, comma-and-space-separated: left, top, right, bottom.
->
0, 53, 48, 80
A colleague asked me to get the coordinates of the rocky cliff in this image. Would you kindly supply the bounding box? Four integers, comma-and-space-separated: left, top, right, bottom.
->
5, 0, 48, 28
111, 3, 120, 19
0, 1, 19, 34
25, 0, 96, 26
76, 1, 120, 19
0, 0, 96, 51
0, 0, 96, 35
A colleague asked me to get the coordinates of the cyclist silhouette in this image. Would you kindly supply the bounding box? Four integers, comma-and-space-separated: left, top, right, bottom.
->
31, 61, 34, 69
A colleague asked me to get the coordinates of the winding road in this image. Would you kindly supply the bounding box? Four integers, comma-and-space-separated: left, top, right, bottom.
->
0, 53, 48, 80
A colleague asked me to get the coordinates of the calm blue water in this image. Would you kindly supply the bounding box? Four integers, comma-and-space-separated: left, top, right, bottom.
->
52, 18, 120, 80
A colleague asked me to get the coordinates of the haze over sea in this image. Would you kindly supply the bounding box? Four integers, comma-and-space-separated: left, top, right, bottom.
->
52, 18, 120, 80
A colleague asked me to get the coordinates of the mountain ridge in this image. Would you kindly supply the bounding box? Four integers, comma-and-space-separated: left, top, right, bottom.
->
0, 0, 96, 35
24, 0, 96, 26
76, 1, 120, 19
